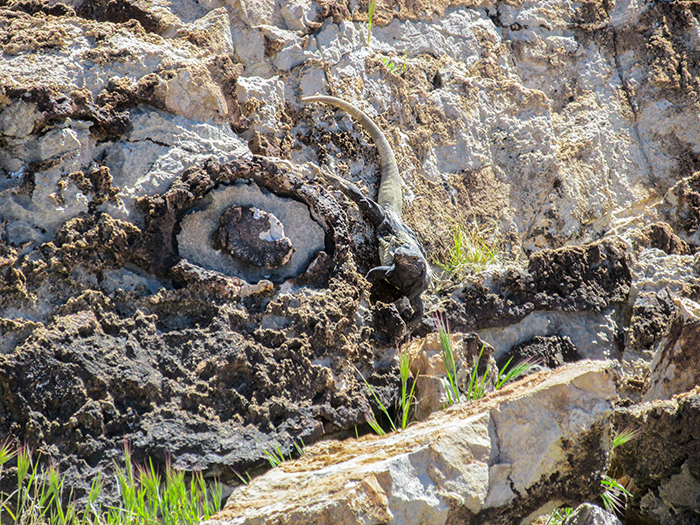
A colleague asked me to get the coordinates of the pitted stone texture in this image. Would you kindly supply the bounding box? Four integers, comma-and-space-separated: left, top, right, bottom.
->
659, 172, 700, 246
211, 205, 294, 268
613, 389, 700, 525
498, 334, 580, 371
178, 183, 324, 283
208, 361, 617, 525
445, 238, 632, 335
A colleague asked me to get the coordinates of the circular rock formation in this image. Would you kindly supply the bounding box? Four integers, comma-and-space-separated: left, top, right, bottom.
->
176, 180, 326, 283
212, 205, 294, 268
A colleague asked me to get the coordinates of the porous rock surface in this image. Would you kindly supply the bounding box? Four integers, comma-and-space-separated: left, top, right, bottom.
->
211, 205, 294, 269
613, 389, 700, 525
1, 0, 700, 520
208, 361, 617, 525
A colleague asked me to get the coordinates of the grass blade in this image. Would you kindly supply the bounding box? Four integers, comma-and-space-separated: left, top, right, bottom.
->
434, 313, 461, 405
355, 365, 397, 434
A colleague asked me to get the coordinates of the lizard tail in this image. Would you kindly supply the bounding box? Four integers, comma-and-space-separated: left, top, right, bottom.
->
302, 95, 402, 216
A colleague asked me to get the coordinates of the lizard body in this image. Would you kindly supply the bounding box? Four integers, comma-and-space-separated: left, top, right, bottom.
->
303, 95, 430, 327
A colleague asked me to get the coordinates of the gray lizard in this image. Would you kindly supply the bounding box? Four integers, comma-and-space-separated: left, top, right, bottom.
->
303, 95, 431, 327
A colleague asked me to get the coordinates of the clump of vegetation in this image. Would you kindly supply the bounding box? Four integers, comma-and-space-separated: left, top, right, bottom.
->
397, 344, 418, 430
0, 441, 222, 525
366, 1, 409, 76
435, 312, 462, 405
599, 427, 640, 516
437, 222, 500, 278
380, 52, 408, 75
435, 313, 536, 406
359, 312, 537, 436
495, 356, 539, 389
540, 507, 572, 525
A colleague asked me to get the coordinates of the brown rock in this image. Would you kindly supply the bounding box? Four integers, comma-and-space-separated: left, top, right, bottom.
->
613, 389, 700, 524
212, 205, 294, 268
643, 297, 700, 402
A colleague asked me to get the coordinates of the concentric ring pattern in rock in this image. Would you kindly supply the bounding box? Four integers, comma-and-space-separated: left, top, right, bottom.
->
178, 182, 323, 283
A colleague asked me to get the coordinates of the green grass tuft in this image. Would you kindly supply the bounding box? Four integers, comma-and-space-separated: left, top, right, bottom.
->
434, 312, 461, 405
495, 357, 537, 390
397, 345, 418, 430
464, 345, 489, 401
0, 440, 222, 525
599, 475, 633, 516
367, 0, 376, 46
612, 427, 641, 449
263, 439, 305, 468
355, 365, 397, 435
438, 222, 500, 277
542, 506, 572, 525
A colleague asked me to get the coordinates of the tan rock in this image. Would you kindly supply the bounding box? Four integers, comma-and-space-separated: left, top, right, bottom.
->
208, 361, 617, 525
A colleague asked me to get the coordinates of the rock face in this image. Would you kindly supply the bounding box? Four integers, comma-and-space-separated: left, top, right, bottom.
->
643, 297, 700, 402
1, 0, 700, 519
209, 361, 617, 525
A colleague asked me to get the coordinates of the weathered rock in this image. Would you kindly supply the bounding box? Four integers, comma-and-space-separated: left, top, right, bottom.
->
441, 238, 631, 362
446, 238, 632, 333
659, 172, 700, 246
177, 174, 323, 282
613, 389, 700, 525
643, 297, 700, 402
212, 205, 294, 268
209, 361, 617, 525
3, 0, 700, 514
619, 290, 676, 401
139, 156, 344, 283
561, 503, 622, 525
640, 223, 692, 257
624, 290, 675, 357
498, 335, 580, 371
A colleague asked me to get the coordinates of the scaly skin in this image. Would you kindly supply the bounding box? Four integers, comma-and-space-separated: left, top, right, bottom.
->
303, 95, 430, 327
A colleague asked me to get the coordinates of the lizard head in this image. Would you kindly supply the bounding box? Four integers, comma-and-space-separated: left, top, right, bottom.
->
392, 244, 431, 296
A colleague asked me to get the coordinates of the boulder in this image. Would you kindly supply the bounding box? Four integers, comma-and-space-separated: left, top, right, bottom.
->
209, 361, 617, 525
561, 503, 622, 525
